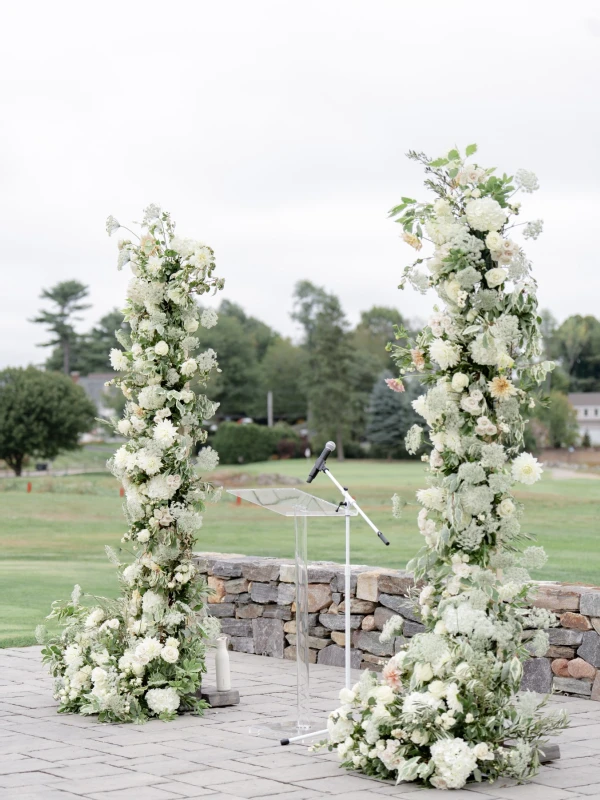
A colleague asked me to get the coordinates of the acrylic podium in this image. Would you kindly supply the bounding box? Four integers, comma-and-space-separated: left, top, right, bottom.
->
227, 487, 357, 740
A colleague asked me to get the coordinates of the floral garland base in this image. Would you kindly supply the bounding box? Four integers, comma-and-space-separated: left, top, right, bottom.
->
38, 205, 224, 723
324, 146, 567, 789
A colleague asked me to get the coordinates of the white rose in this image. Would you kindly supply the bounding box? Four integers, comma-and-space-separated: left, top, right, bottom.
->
184, 317, 199, 332
137, 529, 150, 543
497, 499, 515, 517
414, 662, 433, 684
427, 680, 446, 700
484, 231, 503, 252
444, 279, 462, 305
161, 646, 179, 664
180, 359, 197, 377
154, 341, 169, 356
485, 268, 508, 288
451, 373, 469, 392
117, 419, 132, 436
339, 688, 356, 704
473, 742, 494, 761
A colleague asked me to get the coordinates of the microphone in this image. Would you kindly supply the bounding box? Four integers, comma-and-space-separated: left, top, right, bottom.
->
306, 441, 336, 483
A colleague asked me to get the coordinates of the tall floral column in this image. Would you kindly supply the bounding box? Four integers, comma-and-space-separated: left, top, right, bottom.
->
326, 147, 566, 789
39, 205, 224, 722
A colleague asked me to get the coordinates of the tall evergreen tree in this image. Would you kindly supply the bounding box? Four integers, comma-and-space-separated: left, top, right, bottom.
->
31, 280, 90, 374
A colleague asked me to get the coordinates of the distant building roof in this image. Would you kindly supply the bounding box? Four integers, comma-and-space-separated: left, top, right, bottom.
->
568, 393, 600, 406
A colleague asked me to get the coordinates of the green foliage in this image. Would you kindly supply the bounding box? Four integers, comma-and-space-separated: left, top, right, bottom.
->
212, 422, 299, 464
544, 314, 600, 392
257, 338, 308, 421
194, 301, 278, 417
366, 371, 422, 457
0, 367, 96, 475
529, 391, 579, 449
292, 281, 355, 458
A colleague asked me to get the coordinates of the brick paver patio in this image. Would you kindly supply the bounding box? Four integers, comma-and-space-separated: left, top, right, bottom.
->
1, 647, 600, 800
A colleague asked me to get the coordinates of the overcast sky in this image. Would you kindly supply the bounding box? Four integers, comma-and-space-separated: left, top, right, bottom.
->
1, 0, 599, 369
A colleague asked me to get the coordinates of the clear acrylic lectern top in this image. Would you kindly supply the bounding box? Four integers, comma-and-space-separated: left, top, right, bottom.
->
227, 487, 353, 740
227, 487, 357, 517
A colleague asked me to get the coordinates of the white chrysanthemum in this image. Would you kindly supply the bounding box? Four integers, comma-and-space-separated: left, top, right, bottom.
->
122, 563, 142, 586
146, 255, 163, 275
416, 486, 446, 511
153, 419, 178, 448
515, 169, 539, 193
429, 339, 461, 370
135, 636, 163, 664
512, 452, 543, 485
136, 450, 162, 476
197, 446, 219, 472
85, 608, 105, 628
145, 687, 180, 715
109, 349, 129, 371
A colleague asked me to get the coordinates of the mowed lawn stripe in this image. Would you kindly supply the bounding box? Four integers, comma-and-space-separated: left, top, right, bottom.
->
0, 460, 597, 647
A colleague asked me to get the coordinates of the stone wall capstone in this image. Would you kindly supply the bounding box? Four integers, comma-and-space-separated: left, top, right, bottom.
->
193, 552, 600, 702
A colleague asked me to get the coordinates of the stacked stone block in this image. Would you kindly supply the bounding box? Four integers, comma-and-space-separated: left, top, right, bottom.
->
193, 552, 600, 701
522, 583, 600, 700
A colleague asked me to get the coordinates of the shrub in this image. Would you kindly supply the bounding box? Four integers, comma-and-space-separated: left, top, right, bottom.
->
212, 422, 300, 464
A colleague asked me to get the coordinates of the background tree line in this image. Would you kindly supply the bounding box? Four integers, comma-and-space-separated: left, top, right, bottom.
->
10, 278, 597, 470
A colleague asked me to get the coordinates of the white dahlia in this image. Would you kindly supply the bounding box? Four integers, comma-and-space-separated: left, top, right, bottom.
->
511, 452, 543, 485
429, 339, 461, 370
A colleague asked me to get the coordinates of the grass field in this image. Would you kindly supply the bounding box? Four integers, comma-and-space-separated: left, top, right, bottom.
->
1, 457, 598, 648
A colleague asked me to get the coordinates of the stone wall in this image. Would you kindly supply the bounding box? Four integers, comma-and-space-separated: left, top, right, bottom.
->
193, 552, 600, 701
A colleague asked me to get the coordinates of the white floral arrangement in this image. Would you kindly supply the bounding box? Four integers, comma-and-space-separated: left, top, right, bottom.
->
325, 147, 567, 788
38, 205, 224, 722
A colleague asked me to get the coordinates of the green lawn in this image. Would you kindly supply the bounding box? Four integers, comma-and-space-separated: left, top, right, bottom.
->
1, 459, 598, 648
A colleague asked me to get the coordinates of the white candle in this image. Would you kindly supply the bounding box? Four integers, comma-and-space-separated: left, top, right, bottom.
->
215, 635, 231, 691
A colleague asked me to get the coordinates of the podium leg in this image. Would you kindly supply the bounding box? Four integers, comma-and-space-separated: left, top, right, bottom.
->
295, 511, 311, 729
344, 510, 352, 690
248, 509, 325, 740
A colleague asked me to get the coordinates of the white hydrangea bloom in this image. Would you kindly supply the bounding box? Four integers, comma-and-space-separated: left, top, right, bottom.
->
465, 198, 507, 232
145, 687, 180, 714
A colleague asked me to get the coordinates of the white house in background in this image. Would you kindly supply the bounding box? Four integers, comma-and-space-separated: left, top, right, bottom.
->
72, 372, 117, 418
568, 392, 600, 445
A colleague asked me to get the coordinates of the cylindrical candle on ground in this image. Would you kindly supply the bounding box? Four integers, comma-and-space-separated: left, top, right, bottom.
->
215, 635, 231, 691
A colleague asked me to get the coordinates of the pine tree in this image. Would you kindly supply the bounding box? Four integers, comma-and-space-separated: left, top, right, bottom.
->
30, 280, 91, 374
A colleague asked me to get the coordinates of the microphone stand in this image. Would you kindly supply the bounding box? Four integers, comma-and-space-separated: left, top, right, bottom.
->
280, 463, 389, 747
